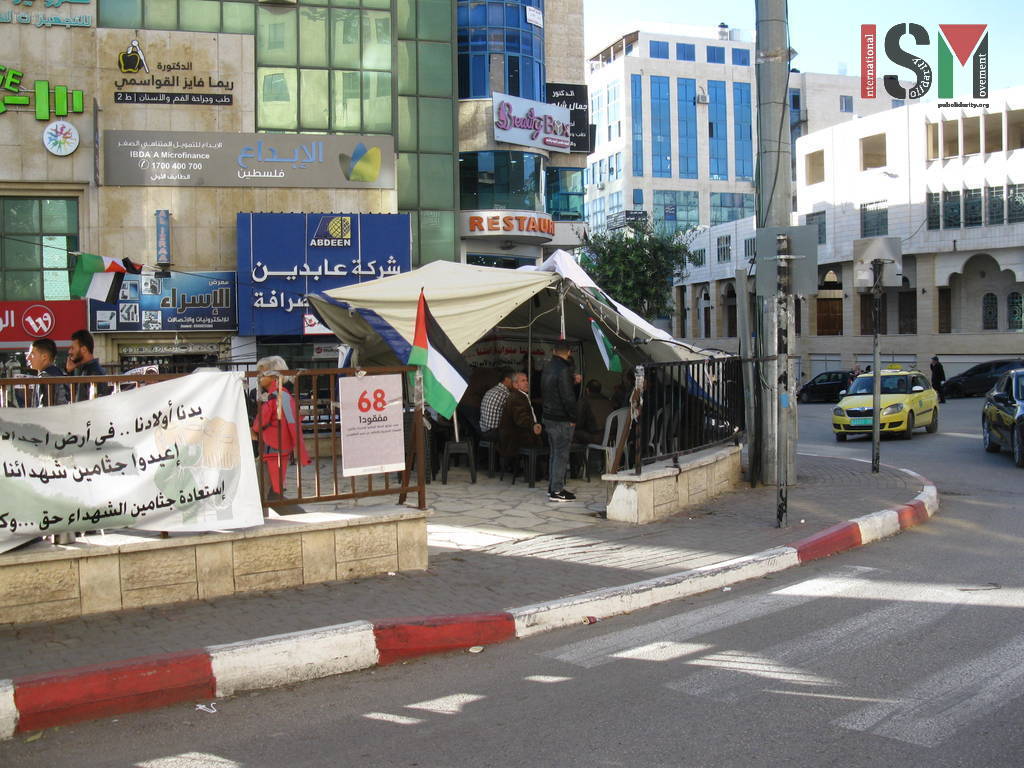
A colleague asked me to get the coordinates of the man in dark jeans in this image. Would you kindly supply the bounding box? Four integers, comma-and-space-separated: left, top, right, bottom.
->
65, 329, 112, 401
541, 342, 579, 502
930, 356, 947, 403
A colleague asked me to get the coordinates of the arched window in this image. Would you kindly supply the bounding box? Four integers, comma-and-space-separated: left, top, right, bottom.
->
982, 292, 998, 330
1009, 292, 1023, 331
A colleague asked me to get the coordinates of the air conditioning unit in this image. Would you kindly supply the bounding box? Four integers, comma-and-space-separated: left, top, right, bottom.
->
597, 182, 606, 190
695, 94, 709, 104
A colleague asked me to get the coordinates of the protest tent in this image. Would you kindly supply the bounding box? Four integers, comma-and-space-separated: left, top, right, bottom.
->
306, 250, 712, 372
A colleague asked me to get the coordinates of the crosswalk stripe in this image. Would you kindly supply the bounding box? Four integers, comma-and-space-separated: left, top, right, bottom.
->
543, 566, 876, 669
834, 634, 1024, 746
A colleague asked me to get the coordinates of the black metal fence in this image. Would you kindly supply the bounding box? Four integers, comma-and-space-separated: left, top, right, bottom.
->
625, 356, 745, 474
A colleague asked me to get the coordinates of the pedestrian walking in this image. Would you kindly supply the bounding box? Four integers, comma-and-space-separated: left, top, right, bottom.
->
930, 355, 947, 403
250, 357, 311, 503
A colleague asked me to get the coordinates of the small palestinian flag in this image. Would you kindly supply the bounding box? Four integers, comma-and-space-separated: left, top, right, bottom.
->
69, 253, 144, 304
590, 318, 623, 372
407, 289, 470, 419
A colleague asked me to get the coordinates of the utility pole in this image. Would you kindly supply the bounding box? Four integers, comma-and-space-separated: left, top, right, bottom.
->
775, 233, 791, 526
755, 0, 793, 486
871, 259, 884, 473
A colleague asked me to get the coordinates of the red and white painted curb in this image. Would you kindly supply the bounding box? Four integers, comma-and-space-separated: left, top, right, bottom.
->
0, 469, 937, 739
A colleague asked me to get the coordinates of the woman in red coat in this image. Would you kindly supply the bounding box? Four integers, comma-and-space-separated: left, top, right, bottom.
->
251, 371, 311, 498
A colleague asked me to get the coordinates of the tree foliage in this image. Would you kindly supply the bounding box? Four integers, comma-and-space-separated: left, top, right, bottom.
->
579, 223, 694, 320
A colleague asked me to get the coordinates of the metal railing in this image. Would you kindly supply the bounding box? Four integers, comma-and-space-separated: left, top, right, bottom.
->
620, 356, 745, 474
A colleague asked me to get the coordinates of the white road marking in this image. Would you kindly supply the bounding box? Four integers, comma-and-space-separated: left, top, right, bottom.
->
939, 432, 982, 440
405, 693, 486, 715
362, 712, 424, 725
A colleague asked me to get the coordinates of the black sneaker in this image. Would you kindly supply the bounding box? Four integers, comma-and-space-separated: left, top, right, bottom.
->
547, 489, 575, 502
560, 489, 577, 500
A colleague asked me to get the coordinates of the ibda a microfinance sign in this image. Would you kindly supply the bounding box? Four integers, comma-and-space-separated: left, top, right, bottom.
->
492, 92, 571, 153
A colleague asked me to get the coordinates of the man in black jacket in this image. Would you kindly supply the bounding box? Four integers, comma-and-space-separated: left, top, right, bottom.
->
930, 356, 947, 403
65, 329, 112, 401
541, 342, 579, 502
27, 337, 69, 406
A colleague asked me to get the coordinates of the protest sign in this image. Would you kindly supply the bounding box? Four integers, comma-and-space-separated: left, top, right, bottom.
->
339, 374, 405, 477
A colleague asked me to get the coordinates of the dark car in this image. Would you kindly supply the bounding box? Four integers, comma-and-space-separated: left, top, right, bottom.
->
944, 359, 1024, 398
798, 369, 854, 403
982, 368, 1024, 467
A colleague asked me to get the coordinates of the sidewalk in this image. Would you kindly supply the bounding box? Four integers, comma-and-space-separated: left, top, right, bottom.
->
0, 453, 927, 681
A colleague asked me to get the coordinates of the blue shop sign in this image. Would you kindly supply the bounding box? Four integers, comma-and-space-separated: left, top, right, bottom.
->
89, 271, 236, 332
236, 213, 411, 336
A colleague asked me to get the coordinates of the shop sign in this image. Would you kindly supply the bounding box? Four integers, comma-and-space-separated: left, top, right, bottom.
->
492, 92, 571, 153
460, 210, 555, 242
545, 82, 591, 153
236, 213, 411, 336
0, 65, 85, 121
88, 272, 236, 333
0, 300, 85, 344
155, 209, 171, 265
0, 9, 92, 29
120, 342, 221, 355
113, 39, 234, 106
104, 130, 395, 189
525, 6, 543, 27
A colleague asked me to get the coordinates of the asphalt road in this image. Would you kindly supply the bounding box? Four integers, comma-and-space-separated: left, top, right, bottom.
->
3, 396, 1022, 767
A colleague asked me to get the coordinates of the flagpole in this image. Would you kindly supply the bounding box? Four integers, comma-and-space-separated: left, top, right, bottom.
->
452, 409, 460, 443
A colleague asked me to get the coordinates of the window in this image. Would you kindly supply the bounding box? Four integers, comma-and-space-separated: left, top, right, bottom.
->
649, 40, 669, 59
942, 118, 959, 157
653, 190, 698, 235
1009, 292, 1023, 331
860, 133, 886, 170
606, 81, 621, 141
607, 191, 623, 216
706, 45, 725, 64
964, 188, 983, 227
938, 287, 951, 333
925, 122, 939, 160
731, 48, 750, 66
816, 298, 843, 336
717, 235, 732, 263
691, 248, 705, 267
926, 192, 941, 230
598, 158, 606, 183
733, 82, 753, 180
633, 188, 644, 206
0, 197, 77, 301
676, 42, 695, 61
898, 291, 917, 334
839, 95, 853, 113
545, 167, 584, 222
983, 292, 998, 330
805, 150, 824, 184
1008, 184, 1024, 224
860, 200, 888, 237
987, 186, 1005, 225
589, 196, 606, 232
677, 78, 698, 179
99, 0, 255, 33
743, 237, 755, 259
942, 190, 961, 228
459, 151, 543, 211
963, 116, 981, 155
711, 192, 754, 225
631, 74, 644, 176
650, 76, 672, 178
805, 210, 826, 244
707, 80, 728, 180
457, 0, 546, 100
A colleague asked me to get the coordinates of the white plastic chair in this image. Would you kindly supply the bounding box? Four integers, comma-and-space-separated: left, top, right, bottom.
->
585, 407, 629, 480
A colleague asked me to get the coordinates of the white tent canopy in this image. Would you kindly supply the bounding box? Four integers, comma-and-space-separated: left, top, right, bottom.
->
306, 250, 712, 369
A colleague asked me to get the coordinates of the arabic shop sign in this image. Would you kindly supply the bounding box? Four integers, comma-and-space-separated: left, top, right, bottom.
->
114, 40, 234, 106
0, 300, 86, 343
0, 0, 93, 30
88, 271, 235, 333
492, 91, 571, 154
545, 82, 591, 153
0, 64, 85, 120
0, 372, 263, 554
236, 213, 411, 336
103, 130, 395, 189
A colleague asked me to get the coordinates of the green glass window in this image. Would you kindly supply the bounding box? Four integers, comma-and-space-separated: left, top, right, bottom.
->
418, 210, 455, 263
1, 197, 77, 301
397, 0, 416, 37
362, 11, 392, 69
300, 7, 331, 67
331, 9, 361, 69
398, 153, 419, 208
330, 0, 359, 7
419, 98, 451, 152
363, 0, 390, 8
398, 41, 416, 94
143, 0, 177, 29
180, 0, 220, 32
397, 97, 417, 150
258, 68, 298, 130
257, 7, 298, 67
301, 69, 331, 129
417, 0, 450, 41
99, 0, 142, 28
331, 70, 362, 131
223, 3, 255, 34
417, 41, 452, 97
363, 71, 392, 132
420, 154, 454, 208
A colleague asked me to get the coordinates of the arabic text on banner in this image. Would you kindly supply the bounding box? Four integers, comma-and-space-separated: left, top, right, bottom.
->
0, 371, 263, 553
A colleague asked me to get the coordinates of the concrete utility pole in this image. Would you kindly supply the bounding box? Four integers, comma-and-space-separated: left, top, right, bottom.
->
755, 0, 793, 486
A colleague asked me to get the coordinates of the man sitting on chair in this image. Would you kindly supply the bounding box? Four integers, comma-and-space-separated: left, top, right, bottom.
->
498, 371, 542, 461
574, 379, 614, 444
479, 369, 513, 441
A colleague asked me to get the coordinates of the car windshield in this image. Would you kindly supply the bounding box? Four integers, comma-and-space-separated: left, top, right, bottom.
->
1017, 376, 1024, 401
847, 375, 910, 395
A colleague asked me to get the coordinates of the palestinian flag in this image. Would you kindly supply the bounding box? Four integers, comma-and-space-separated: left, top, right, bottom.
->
69, 253, 144, 303
407, 290, 470, 419
590, 318, 623, 373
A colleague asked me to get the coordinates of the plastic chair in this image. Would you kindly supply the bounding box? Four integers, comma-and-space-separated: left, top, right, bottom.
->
585, 407, 629, 480
440, 439, 476, 484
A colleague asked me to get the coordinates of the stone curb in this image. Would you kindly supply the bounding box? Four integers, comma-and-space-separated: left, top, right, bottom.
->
0, 470, 938, 740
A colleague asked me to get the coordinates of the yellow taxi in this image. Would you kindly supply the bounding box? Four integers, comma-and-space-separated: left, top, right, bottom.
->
832, 367, 939, 441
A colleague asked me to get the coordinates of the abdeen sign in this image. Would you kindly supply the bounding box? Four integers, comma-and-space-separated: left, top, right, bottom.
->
545, 82, 591, 153
236, 213, 411, 336
492, 92, 571, 153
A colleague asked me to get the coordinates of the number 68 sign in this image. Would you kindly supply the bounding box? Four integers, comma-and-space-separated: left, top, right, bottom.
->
338, 373, 406, 477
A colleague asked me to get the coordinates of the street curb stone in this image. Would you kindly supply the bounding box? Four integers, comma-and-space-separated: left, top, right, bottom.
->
0, 468, 939, 739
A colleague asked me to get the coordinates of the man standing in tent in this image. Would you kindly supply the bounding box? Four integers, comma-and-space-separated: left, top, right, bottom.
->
542, 342, 578, 502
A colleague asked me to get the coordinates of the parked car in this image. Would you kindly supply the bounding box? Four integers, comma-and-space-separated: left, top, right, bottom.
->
798, 369, 854, 403
943, 359, 1024, 398
832, 369, 939, 441
981, 368, 1024, 467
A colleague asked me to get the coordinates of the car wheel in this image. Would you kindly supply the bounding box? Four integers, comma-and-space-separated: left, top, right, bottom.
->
901, 412, 915, 440
799, 391, 810, 404
835, 432, 847, 442
1014, 428, 1024, 468
926, 408, 939, 433
983, 420, 1002, 453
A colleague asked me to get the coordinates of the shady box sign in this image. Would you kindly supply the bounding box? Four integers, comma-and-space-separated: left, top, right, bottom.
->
492, 92, 571, 153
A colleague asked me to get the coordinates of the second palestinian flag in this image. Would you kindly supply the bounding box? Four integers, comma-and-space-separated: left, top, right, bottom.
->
70, 253, 144, 303
407, 289, 470, 419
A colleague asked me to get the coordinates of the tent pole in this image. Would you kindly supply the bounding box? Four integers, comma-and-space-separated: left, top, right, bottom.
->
527, 299, 533, 393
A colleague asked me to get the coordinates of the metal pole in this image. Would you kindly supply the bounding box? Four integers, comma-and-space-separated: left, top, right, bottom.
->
776, 235, 791, 527
871, 259, 882, 473
735, 269, 757, 485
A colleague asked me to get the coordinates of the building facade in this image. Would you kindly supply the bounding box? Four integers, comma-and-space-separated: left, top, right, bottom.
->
0, 0, 459, 371
675, 87, 1024, 381
456, 0, 588, 269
